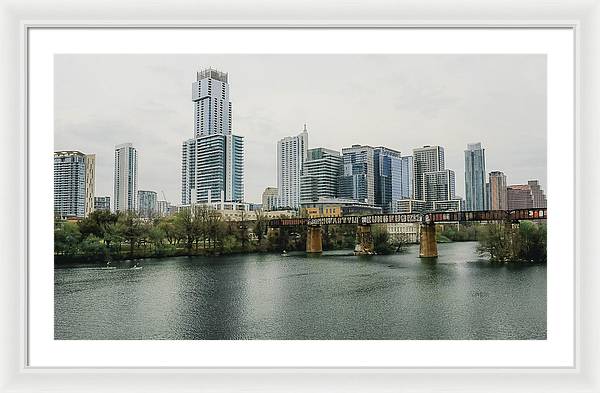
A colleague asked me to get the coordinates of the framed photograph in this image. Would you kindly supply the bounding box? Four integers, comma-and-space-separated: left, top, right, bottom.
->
1, 0, 599, 392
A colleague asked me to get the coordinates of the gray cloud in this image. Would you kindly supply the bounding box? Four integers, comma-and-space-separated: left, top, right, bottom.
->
55, 54, 546, 204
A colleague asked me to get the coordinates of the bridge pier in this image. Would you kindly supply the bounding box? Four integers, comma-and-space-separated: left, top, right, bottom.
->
419, 221, 438, 258
306, 225, 323, 254
354, 224, 374, 255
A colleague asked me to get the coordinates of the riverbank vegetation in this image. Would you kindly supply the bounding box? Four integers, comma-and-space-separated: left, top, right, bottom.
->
55, 209, 545, 264
476, 221, 546, 264
440, 224, 479, 242
55, 208, 361, 263
438, 221, 546, 264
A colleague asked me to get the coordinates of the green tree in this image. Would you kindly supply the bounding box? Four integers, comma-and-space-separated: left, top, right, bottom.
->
372, 226, 394, 255
54, 221, 81, 256
175, 208, 196, 252
120, 211, 144, 256
206, 210, 225, 252
148, 225, 166, 252
477, 221, 546, 264
222, 234, 238, 254
253, 211, 268, 251
104, 221, 125, 253
477, 223, 514, 263
78, 210, 118, 239
79, 234, 107, 257
158, 216, 179, 246
515, 221, 547, 263
237, 209, 250, 251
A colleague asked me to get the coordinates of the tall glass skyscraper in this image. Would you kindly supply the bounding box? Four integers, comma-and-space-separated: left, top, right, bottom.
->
424, 170, 456, 203
340, 145, 376, 205
374, 147, 402, 212
181, 68, 244, 205
300, 147, 342, 203
464, 142, 487, 211
400, 155, 414, 199
114, 143, 137, 212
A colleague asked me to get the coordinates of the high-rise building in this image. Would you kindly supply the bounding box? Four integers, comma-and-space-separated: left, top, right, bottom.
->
54, 151, 95, 218
391, 199, 427, 214
340, 144, 376, 205
94, 196, 111, 212
192, 68, 231, 137
528, 180, 547, 208
157, 200, 171, 217
277, 126, 308, 209
507, 180, 547, 210
261, 187, 278, 211
433, 199, 463, 212
400, 155, 414, 199
300, 147, 342, 204
423, 170, 456, 204
413, 145, 445, 201
181, 139, 196, 205
374, 147, 402, 212
83, 154, 95, 217
181, 68, 244, 205
186, 133, 244, 204
137, 190, 157, 218
464, 142, 487, 211
507, 185, 533, 210
489, 171, 508, 210
114, 143, 138, 212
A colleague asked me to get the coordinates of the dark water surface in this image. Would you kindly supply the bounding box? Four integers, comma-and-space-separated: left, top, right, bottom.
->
54, 242, 546, 340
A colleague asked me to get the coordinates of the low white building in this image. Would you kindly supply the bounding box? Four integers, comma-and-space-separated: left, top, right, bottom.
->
375, 222, 420, 244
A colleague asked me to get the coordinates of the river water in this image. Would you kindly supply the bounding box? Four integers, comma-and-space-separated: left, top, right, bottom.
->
54, 242, 546, 340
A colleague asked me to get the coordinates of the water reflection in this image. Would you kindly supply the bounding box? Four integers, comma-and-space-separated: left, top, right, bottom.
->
55, 242, 546, 340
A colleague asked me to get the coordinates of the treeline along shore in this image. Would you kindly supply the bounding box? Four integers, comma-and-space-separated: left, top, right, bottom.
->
54, 207, 546, 264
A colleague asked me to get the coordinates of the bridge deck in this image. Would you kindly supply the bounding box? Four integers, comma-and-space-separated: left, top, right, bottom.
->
267, 208, 547, 227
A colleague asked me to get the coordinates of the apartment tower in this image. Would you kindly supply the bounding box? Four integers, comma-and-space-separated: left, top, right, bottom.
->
181, 68, 244, 205
277, 126, 308, 209
114, 143, 138, 212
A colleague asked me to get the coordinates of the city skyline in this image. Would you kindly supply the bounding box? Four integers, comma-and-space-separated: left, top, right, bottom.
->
55, 54, 547, 204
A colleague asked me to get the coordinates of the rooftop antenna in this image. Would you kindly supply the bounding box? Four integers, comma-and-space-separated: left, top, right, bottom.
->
303, 123, 307, 132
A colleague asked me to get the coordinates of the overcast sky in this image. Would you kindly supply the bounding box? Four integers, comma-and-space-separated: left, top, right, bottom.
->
55, 54, 546, 204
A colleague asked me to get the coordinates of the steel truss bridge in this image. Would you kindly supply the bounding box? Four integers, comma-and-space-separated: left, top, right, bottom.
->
267, 208, 547, 228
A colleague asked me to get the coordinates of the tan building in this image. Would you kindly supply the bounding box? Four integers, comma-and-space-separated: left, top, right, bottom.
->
301, 197, 378, 217
261, 187, 278, 211
303, 205, 342, 218
488, 171, 508, 210
507, 180, 546, 210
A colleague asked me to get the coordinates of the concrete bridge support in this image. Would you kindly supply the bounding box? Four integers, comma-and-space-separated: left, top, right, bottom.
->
355, 224, 374, 255
419, 222, 438, 258
306, 225, 323, 254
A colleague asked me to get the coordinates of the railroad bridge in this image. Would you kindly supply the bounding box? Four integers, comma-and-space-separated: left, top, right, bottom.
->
267, 208, 547, 258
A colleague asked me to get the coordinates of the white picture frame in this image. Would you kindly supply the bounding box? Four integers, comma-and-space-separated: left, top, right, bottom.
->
1, 0, 598, 391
